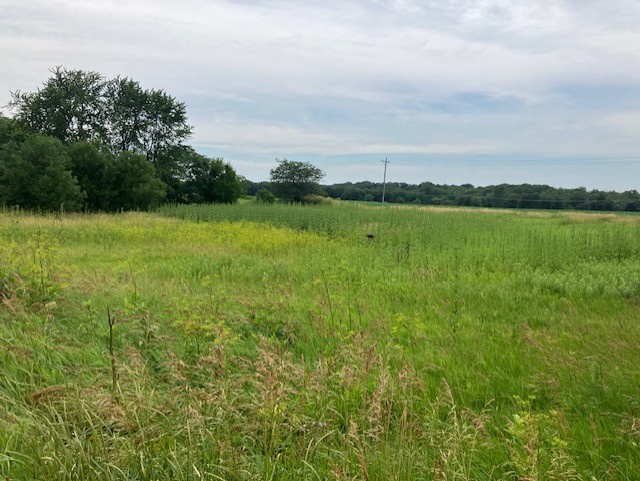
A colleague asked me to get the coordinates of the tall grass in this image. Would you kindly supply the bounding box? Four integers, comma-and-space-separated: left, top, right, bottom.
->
1, 204, 639, 479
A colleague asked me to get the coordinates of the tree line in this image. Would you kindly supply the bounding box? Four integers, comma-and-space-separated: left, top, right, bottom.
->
4, 68, 638, 213
244, 178, 640, 212
1, 67, 243, 212
322, 181, 640, 211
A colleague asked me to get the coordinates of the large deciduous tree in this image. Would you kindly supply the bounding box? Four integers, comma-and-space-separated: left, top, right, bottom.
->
9, 67, 192, 160
269, 158, 325, 203
9, 68, 105, 144
104, 77, 192, 161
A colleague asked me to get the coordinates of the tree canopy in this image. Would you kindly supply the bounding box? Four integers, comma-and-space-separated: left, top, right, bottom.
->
269, 159, 325, 202
1, 68, 244, 211
181, 150, 245, 204
0, 134, 84, 211
9, 67, 193, 161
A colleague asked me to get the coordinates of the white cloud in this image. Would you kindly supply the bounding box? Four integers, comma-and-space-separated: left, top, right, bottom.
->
193, 116, 499, 156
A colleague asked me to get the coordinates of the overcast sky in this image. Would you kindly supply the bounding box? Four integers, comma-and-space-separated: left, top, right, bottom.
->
2, 0, 640, 190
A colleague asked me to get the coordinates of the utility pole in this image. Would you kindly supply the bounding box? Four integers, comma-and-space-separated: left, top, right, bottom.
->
381, 157, 390, 204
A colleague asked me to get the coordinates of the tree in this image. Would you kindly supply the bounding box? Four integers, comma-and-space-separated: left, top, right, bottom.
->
151, 144, 194, 203
0, 114, 29, 147
203, 158, 244, 203
142, 88, 192, 162
269, 158, 325, 203
106, 152, 166, 211
182, 154, 243, 204
9, 67, 193, 160
103, 77, 147, 155
67, 141, 113, 211
10, 67, 106, 144
0, 134, 84, 211
104, 77, 192, 161
255, 188, 276, 204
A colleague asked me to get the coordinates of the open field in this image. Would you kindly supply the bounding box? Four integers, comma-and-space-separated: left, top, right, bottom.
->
2, 203, 640, 480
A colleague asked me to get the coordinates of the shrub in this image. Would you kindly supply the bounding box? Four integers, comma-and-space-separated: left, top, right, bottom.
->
302, 194, 336, 206
255, 189, 276, 204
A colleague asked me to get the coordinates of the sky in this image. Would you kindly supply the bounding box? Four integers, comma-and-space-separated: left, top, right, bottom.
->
2, 0, 640, 190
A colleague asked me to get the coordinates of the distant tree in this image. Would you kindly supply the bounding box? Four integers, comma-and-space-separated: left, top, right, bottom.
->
539, 188, 563, 209
269, 158, 325, 202
244, 180, 272, 196
622, 190, 640, 211
363, 193, 375, 202
255, 188, 276, 204
340, 186, 364, 201
517, 185, 541, 209
588, 190, 614, 211
183, 154, 243, 204
563, 188, 586, 210
492, 184, 507, 208
0, 134, 84, 211
237, 175, 251, 195
320, 180, 640, 213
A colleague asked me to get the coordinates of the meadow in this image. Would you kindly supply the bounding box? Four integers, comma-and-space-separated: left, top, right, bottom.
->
1, 202, 639, 480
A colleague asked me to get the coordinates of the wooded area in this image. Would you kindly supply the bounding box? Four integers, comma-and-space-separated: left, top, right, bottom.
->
323, 181, 640, 211
1, 68, 243, 211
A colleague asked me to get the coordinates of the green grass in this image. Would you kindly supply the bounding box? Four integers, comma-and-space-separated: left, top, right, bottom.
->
1, 203, 640, 480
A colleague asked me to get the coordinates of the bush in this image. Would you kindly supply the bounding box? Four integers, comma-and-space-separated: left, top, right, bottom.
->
0, 134, 84, 211
255, 189, 276, 204
302, 195, 336, 206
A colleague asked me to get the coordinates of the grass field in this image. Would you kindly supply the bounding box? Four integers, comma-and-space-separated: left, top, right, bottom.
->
1, 203, 640, 480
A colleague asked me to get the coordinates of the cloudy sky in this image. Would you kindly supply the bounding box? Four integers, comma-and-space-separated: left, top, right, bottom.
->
2, 0, 640, 190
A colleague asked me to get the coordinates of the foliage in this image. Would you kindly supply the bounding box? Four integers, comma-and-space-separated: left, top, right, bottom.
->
9, 67, 192, 160
255, 188, 276, 204
182, 154, 244, 204
325, 180, 640, 212
0, 114, 29, 146
106, 151, 167, 211
0, 134, 84, 211
104, 76, 192, 161
9, 68, 105, 143
67, 141, 113, 211
244, 179, 272, 196
151, 144, 193, 203
3, 70, 244, 211
269, 158, 325, 202
301, 194, 335, 205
